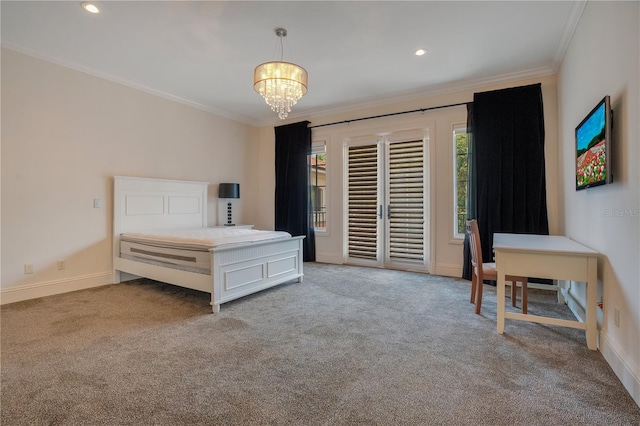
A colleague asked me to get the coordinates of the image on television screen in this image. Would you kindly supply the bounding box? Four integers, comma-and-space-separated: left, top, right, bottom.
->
576, 96, 610, 189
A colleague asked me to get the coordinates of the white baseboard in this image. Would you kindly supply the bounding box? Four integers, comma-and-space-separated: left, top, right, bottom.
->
0, 272, 113, 305
562, 285, 587, 322
314, 253, 344, 265
434, 263, 462, 278
600, 331, 640, 407
314, 258, 464, 278
563, 286, 639, 407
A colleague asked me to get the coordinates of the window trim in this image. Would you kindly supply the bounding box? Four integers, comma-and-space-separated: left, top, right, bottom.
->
310, 139, 328, 234
452, 124, 468, 240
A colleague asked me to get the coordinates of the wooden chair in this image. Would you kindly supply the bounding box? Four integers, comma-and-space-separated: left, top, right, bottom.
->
466, 219, 528, 315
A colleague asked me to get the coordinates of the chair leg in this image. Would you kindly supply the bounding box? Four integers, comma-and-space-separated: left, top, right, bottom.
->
475, 277, 483, 315
511, 281, 517, 307
521, 281, 528, 314
470, 273, 477, 304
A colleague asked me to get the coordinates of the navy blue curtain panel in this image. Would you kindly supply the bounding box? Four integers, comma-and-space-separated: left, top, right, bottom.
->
473, 83, 549, 268
274, 121, 316, 262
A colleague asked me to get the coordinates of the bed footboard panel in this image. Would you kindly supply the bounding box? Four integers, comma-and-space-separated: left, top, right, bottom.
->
212, 236, 304, 307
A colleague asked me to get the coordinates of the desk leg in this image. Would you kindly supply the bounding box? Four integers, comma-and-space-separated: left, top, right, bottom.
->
497, 268, 506, 334
586, 257, 598, 350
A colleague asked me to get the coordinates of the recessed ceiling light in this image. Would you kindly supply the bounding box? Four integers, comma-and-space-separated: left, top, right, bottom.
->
81, 3, 100, 14
415, 48, 427, 56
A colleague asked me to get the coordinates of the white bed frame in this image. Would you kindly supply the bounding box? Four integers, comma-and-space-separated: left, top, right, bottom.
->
113, 176, 304, 312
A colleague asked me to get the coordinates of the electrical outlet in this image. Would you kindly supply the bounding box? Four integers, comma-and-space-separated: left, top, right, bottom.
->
614, 307, 620, 328
24, 264, 34, 274
57, 260, 66, 270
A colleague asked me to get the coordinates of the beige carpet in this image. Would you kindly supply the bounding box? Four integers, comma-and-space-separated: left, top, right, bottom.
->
2, 263, 639, 425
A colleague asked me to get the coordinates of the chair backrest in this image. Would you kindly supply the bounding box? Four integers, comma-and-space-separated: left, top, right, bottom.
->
466, 219, 484, 271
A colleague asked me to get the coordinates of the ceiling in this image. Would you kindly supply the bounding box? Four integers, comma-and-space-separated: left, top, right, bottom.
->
1, 1, 584, 126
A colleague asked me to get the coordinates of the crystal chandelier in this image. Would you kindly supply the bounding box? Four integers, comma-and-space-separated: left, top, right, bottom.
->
254, 28, 308, 120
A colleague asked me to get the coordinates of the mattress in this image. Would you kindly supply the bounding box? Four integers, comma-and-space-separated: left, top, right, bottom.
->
119, 227, 292, 273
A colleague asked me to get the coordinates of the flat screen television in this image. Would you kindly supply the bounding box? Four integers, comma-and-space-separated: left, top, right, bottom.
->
575, 95, 613, 190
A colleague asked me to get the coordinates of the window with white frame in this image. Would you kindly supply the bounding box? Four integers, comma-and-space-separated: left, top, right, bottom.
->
310, 140, 327, 231
453, 125, 469, 239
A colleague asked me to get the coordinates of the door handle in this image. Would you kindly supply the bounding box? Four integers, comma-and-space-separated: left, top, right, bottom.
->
378, 205, 383, 219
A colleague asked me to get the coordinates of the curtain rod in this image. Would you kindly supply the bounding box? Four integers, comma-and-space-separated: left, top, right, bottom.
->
309, 101, 470, 129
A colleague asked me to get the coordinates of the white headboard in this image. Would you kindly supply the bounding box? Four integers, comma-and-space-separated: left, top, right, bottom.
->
113, 176, 209, 267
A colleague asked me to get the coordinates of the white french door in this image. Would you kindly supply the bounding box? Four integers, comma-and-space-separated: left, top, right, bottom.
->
345, 133, 429, 272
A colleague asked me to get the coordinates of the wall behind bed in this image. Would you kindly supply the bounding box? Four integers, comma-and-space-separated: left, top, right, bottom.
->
1, 48, 258, 302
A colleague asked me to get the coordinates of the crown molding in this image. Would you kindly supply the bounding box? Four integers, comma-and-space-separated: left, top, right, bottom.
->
551, 0, 588, 72
4, 42, 559, 130
263, 65, 557, 128
1, 43, 261, 126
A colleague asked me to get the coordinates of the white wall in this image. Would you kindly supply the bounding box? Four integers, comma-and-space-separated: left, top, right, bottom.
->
246, 125, 277, 231
1, 48, 257, 302
256, 74, 560, 277
557, 1, 639, 405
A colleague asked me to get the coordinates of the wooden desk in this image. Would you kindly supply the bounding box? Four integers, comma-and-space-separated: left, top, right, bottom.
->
493, 233, 599, 350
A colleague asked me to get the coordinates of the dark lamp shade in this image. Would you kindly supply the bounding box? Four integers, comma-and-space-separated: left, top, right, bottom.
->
218, 183, 240, 199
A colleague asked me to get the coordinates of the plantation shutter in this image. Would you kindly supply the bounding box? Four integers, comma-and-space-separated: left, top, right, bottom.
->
347, 144, 379, 260
387, 140, 424, 263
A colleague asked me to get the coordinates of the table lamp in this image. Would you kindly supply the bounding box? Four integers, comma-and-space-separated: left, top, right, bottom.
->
218, 183, 240, 226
